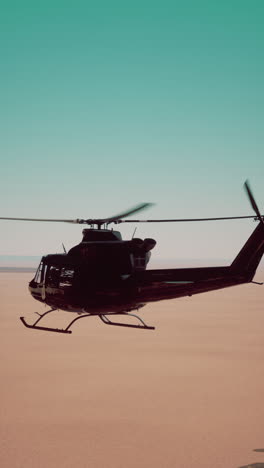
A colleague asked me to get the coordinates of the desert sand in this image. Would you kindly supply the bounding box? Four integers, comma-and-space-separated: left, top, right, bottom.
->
1, 271, 264, 468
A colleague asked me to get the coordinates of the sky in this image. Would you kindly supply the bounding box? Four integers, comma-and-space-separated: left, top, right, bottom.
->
1, 0, 263, 263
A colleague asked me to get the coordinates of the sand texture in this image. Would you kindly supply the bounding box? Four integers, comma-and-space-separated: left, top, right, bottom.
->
1, 271, 264, 468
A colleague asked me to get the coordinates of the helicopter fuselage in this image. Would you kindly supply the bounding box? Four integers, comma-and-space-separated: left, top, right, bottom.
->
29, 229, 156, 315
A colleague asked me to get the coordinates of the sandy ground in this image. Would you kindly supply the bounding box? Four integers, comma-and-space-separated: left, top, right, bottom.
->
1, 271, 264, 468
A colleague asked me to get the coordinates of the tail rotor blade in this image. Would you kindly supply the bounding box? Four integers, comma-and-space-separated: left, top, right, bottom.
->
244, 180, 264, 224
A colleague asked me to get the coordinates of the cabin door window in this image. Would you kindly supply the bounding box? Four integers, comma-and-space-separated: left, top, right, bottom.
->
59, 268, 75, 288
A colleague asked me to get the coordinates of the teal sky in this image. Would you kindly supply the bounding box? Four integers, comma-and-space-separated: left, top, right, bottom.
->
1, 1, 263, 261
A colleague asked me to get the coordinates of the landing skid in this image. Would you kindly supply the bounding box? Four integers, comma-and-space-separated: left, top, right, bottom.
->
100, 313, 155, 330
20, 309, 155, 334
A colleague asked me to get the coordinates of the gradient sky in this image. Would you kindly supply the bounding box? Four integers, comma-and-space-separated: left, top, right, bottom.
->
1, 1, 263, 262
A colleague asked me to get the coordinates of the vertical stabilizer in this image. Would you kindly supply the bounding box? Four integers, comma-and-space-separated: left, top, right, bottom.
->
231, 222, 264, 279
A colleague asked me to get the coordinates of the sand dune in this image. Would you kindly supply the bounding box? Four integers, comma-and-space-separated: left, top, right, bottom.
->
1, 271, 264, 468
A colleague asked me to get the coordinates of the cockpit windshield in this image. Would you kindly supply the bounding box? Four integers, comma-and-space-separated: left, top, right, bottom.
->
34, 262, 43, 284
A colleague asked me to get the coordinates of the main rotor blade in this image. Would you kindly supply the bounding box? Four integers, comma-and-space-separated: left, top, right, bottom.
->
0, 217, 80, 223
1, 214, 258, 224
2, 183, 262, 226
118, 215, 258, 223
244, 180, 263, 224
103, 203, 154, 224
0, 204, 154, 226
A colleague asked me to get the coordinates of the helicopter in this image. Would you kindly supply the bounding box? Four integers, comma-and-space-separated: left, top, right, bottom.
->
1, 180, 263, 334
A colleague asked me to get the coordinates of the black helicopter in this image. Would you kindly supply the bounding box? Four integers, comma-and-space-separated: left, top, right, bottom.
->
1, 181, 263, 334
